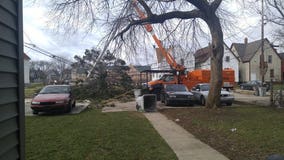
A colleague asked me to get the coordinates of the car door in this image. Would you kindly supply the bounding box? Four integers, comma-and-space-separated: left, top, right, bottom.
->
191, 85, 202, 101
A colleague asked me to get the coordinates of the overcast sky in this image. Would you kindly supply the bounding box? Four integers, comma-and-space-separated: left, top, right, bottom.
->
23, 1, 103, 62
23, 0, 279, 65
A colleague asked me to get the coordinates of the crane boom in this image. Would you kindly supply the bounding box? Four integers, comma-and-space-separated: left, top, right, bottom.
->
132, 0, 185, 72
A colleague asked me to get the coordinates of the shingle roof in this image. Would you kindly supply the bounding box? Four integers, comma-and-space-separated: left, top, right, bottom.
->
279, 53, 284, 60
194, 46, 212, 64
232, 39, 267, 62
134, 65, 151, 72
24, 53, 31, 60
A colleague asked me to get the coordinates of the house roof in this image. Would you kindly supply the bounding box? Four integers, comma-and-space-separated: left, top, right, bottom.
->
24, 53, 31, 60
279, 53, 284, 60
231, 38, 273, 62
194, 46, 212, 64
194, 43, 239, 64
133, 65, 151, 72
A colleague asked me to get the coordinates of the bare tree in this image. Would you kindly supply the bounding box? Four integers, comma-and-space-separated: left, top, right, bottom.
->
266, 0, 284, 47
246, 0, 284, 47
42, 0, 236, 108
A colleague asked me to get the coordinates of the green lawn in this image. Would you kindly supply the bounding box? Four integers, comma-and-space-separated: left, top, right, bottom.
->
161, 106, 284, 160
26, 108, 177, 160
273, 83, 284, 90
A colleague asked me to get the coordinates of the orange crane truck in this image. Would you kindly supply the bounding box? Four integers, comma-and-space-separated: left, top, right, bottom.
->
132, 0, 235, 97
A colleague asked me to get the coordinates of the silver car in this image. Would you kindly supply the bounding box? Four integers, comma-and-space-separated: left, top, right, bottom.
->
191, 83, 234, 106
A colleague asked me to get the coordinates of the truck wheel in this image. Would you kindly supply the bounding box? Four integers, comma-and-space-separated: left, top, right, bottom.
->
201, 96, 206, 106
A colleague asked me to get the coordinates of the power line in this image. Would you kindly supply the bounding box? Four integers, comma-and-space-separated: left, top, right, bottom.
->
24, 43, 72, 64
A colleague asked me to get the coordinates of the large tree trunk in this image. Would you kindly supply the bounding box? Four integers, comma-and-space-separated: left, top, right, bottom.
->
204, 14, 224, 109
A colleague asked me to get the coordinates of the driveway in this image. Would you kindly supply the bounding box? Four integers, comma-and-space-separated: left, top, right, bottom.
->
233, 92, 271, 106
25, 99, 90, 116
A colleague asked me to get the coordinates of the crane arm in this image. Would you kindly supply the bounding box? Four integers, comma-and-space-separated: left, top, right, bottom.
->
132, 0, 185, 72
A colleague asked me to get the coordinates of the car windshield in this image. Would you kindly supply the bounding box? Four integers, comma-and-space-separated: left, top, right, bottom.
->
39, 86, 70, 94
165, 85, 187, 92
200, 85, 210, 91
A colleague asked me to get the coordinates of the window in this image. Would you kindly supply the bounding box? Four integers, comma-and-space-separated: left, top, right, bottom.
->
270, 69, 274, 78
225, 56, 230, 62
164, 75, 174, 82
268, 55, 272, 63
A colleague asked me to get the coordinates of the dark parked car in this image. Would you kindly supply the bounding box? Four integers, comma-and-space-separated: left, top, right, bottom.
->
240, 80, 269, 91
31, 85, 76, 114
160, 84, 194, 106
191, 83, 234, 106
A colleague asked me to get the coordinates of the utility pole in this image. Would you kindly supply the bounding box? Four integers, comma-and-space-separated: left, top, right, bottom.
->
260, 0, 266, 85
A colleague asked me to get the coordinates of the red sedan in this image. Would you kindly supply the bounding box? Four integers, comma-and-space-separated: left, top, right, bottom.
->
31, 85, 76, 114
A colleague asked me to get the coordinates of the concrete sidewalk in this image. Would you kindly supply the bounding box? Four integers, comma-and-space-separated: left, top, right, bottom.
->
144, 112, 229, 160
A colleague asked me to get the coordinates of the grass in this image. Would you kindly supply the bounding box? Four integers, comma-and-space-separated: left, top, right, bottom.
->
26, 108, 177, 160
273, 83, 284, 90
160, 106, 284, 160
25, 83, 44, 98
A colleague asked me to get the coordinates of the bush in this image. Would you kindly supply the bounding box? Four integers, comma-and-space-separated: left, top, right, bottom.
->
72, 83, 134, 101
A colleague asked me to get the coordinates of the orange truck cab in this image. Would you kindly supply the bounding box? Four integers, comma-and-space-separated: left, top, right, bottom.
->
148, 74, 177, 91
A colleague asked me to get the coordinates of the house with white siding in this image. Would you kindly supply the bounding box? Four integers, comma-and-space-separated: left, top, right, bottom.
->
231, 38, 281, 82
24, 53, 31, 84
151, 45, 195, 80
194, 43, 240, 82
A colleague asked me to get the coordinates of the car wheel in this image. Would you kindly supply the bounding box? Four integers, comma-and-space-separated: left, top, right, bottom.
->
200, 96, 206, 106
72, 101, 76, 108
136, 104, 140, 111
32, 110, 38, 115
66, 102, 72, 113
240, 85, 244, 90
161, 95, 165, 103
165, 98, 170, 106
226, 102, 232, 106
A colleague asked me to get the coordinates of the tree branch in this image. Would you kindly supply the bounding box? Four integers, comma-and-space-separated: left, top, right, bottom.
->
211, 0, 222, 12
185, 0, 209, 11
115, 9, 203, 39
137, 0, 153, 16
272, 0, 284, 18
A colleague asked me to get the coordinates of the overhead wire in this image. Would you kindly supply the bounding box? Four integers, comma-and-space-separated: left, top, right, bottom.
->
24, 43, 72, 64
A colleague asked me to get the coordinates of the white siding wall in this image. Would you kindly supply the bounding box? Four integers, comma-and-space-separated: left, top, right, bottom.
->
151, 45, 195, 79
198, 44, 239, 82
184, 53, 195, 71
24, 59, 30, 84
250, 42, 282, 81
200, 58, 210, 70
223, 46, 239, 82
